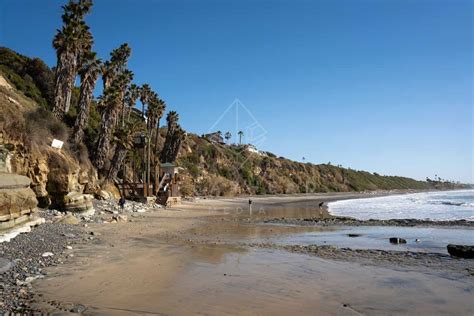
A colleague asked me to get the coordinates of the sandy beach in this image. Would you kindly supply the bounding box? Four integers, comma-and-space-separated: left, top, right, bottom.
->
2, 192, 463, 315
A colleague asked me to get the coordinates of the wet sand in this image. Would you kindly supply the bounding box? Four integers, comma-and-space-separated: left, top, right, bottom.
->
32, 193, 474, 315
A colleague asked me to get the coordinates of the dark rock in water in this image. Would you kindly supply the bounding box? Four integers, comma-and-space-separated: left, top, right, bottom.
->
347, 233, 362, 238
389, 237, 407, 244
447, 244, 474, 259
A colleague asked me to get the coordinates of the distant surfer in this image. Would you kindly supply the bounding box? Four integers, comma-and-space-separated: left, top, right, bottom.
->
318, 201, 324, 218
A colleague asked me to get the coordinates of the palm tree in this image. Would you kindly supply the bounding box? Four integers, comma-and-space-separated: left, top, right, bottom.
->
160, 111, 183, 163
72, 51, 101, 145
224, 132, 232, 144
92, 44, 133, 171
143, 95, 166, 193
93, 70, 133, 171
106, 119, 143, 181
124, 83, 140, 122
139, 84, 153, 119
147, 95, 166, 152
238, 130, 244, 145
52, 0, 93, 119
101, 43, 131, 91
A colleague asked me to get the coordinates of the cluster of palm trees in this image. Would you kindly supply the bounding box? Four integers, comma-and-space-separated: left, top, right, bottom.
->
50, 0, 185, 190
215, 130, 244, 144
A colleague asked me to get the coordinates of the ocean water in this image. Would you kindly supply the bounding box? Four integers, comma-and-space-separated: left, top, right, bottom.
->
275, 226, 474, 254
328, 189, 474, 221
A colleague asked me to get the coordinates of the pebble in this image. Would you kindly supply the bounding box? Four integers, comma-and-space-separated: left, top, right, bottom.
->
0, 209, 86, 313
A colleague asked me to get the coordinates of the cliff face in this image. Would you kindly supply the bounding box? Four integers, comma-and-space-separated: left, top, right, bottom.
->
0, 72, 97, 213
176, 135, 441, 197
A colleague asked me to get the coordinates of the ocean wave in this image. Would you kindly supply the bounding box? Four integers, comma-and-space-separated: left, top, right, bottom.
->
328, 189, 474, 221
428, 201, 466, 207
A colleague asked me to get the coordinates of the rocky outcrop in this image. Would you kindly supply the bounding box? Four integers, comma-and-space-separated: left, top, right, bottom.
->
62, 192, 94, 215
447, 244, 474, 259
0, 173, 38, 231
1, 137, 98, 213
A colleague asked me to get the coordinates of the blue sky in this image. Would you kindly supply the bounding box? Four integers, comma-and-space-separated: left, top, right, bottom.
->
1, 0, 472, 182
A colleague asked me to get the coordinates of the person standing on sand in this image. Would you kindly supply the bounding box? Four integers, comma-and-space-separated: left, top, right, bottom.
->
318, 201, 324, 218
119, 197, 125, 210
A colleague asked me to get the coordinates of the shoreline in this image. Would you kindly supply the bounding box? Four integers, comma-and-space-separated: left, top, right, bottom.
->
1, 191, 473, 314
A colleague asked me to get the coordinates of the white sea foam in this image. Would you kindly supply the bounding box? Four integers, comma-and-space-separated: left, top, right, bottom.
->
328, 189, 474, 221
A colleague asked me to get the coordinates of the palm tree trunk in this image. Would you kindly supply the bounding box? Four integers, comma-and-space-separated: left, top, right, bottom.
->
72, 76, 96, 145
93, 99, 120, 171
106, 143, 127, 181
52, 51, 77, 119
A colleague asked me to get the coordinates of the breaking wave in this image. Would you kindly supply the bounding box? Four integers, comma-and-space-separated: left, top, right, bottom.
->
328, 190, 474, 221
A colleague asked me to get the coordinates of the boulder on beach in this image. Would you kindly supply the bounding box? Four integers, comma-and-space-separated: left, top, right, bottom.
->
389, 237, 407, 244
447, 244, 474, 259
62, 192, 95, 215
54, 213, 80, 225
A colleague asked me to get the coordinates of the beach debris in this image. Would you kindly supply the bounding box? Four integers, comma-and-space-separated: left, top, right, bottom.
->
447, 244, 474, 259
389, 237, 407, 244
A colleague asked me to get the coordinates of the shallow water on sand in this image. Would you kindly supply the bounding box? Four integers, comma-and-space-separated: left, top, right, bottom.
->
273, 225, 474, 254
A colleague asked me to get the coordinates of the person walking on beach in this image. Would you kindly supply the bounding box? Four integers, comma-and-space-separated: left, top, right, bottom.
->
119, 197, 126, 210
318, 201, 324, 218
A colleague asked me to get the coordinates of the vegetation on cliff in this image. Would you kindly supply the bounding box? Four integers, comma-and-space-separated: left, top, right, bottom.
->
176, 135, 436, 196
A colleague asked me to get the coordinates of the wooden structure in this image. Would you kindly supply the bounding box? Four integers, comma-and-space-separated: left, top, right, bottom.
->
156, 163, 181, 206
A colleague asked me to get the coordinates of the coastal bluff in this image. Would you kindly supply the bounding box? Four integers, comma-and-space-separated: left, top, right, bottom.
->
0, 71, 97, 215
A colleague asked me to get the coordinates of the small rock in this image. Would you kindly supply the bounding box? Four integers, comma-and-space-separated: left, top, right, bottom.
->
55, 214, 80, 225
42, 252, 54, 257
0, 257, 13, 273
347, 233, 362, 238
389, 237, 407, 244
70, 304, 87, 313
112, 214, 128, 223
66, 245, 73, 250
